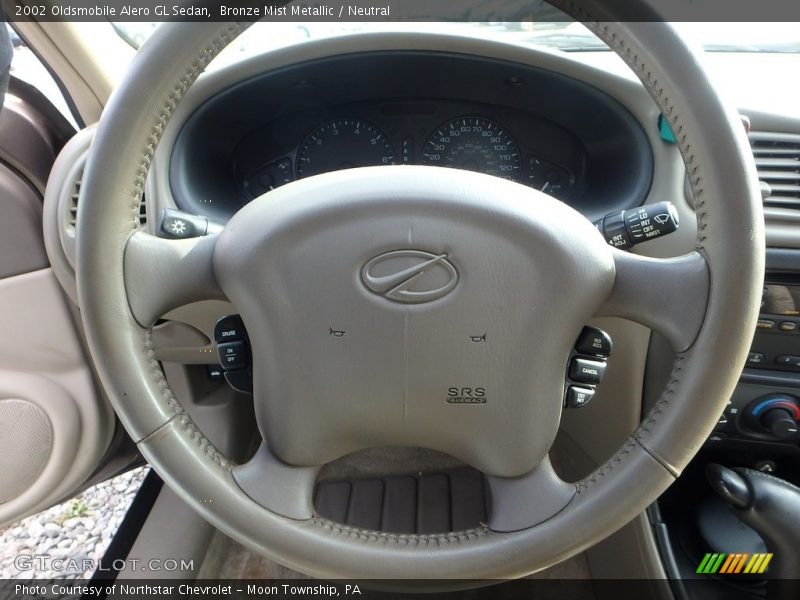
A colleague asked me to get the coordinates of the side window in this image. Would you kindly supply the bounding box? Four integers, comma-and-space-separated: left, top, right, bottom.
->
5, 23, 78, 128
0, 23, 11, 107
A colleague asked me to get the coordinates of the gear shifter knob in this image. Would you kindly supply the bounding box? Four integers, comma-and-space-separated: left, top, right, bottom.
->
706, 463, 751, 509
706, 464, 800, 599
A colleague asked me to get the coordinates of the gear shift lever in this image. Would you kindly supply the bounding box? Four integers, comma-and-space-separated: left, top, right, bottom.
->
706, 464, 800, 600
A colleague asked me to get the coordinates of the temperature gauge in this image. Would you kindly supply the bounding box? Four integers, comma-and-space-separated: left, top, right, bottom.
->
525, 155, 575, 198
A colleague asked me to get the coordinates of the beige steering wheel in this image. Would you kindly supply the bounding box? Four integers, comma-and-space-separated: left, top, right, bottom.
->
76, 1, 764, 580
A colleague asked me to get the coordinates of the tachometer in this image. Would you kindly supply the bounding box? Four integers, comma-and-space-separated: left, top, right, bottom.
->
296, 118, 395, 178
422, 116, 521, 181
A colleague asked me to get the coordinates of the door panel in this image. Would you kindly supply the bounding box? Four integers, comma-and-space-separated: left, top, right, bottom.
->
0, 77, 114, 527
0, 162, 47, 278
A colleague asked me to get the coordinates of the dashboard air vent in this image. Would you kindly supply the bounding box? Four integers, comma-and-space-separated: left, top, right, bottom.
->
750, 132, 800, 211
67, 176, 81, 228
67, 163, 148, 228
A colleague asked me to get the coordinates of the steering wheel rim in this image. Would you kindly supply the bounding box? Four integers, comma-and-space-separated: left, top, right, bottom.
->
77, 2, 764, 580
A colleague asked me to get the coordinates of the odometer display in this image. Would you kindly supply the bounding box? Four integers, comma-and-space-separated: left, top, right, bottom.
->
423, 117, 521, 181
296, 118, 395, 178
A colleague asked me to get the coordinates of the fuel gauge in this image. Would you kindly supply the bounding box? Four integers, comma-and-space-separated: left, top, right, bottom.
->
525, 155, 575, 199
243, 157, 294, 199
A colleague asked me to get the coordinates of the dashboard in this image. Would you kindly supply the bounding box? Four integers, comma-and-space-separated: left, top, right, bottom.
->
169, 51, 654, 223
36, 25, 800, 589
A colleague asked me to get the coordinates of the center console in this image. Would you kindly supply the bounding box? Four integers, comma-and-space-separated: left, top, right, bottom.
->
647, 249, 800, 600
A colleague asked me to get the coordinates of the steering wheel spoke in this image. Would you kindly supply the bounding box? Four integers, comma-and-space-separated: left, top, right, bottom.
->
599, 249, 710, 352
123, 231, 225, 327
486, 456, 576, 532
232, 442, 319, 521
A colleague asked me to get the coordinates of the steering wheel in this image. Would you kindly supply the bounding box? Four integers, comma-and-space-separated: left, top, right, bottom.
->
77, 1, 764, 580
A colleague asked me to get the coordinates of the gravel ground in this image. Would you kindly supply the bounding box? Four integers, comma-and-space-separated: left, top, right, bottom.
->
0, 467, 149, 579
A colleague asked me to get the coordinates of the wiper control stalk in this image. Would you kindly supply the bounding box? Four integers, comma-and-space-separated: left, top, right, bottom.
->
593, 201, 679, 250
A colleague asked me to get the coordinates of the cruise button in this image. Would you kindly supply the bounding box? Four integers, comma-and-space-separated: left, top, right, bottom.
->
575, 326, 612, 357
569, 357, 607, 385
225, 368, 253, 394
565, 386, 595, 408
217, 341, 248, 370
214, 315, 246, 343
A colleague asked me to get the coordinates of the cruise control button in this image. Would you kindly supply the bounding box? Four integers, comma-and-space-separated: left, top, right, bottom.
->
569, 357, 607, 385
214, 315, 246, 343
575, 326, 612, 357
217, 341, 248, 370
747, 352, 765, 365
225, 369, 253, 394
565, 386, 595, 408
779, 321, 797, 332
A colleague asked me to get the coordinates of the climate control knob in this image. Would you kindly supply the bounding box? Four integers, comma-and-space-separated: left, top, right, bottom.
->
761, 408, 799, 439
747, 394, 800, 440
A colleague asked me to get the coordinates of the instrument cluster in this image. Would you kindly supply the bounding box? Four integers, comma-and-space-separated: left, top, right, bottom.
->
239, 108, 579, 203
169, 51, 653, 224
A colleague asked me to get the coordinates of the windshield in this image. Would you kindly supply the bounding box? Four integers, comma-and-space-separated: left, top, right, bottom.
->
113, 21, 800, 55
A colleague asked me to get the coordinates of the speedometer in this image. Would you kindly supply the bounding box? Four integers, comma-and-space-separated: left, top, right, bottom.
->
422, 117, 521, 181
296, 118, 395, 178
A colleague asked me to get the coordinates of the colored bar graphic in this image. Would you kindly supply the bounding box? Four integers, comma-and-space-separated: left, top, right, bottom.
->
719, 554, 736, 574
721, 553, 737, 573
744, 554, 760, 573
759, 553, 773, 574
711, 553, 725, 573
696, 554, 713, 573
733, 553, 749, 573
698, 552, 774, 575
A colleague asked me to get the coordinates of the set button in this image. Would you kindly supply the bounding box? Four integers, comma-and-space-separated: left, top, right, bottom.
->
565, 386, 595, 408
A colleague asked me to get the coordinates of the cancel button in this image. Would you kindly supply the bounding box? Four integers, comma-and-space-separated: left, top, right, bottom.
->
569, 357, 607, 385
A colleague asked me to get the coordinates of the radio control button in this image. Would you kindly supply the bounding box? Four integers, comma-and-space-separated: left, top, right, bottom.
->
776, 355, 800, 369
